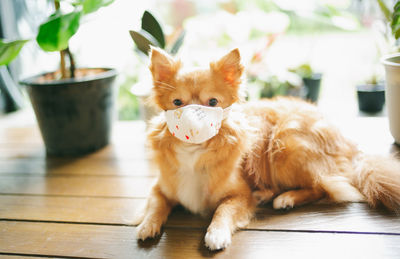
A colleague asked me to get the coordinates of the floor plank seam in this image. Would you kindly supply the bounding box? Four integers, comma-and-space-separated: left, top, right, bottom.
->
0, 157, 149, 162
0, 175, 157, 178
242, 228, 400, 236
0, 193, 148, 199
0, 175, 156, 179
0, 218, 134, 227
0, 252, 104, 259
2, 219, 400, 236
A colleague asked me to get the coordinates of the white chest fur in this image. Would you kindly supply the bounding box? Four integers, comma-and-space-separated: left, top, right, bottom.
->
175, 143, 209, 214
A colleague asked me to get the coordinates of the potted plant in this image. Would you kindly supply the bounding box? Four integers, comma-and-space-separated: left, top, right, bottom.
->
129, 10, 185, 123
289, 63, 322, 103
255, 71, 304, 99
0, 0, 117, 156
356, 74, 385, 113
378, 0, 400, 143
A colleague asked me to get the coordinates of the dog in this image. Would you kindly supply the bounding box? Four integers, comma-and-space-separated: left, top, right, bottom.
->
133, 47, 400, 250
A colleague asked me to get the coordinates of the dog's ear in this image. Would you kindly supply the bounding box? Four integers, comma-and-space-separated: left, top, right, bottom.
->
149, 47, 181, 83
210, 48, 243, 87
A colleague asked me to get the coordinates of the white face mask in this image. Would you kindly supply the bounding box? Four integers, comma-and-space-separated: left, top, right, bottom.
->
165, 104, 231, 144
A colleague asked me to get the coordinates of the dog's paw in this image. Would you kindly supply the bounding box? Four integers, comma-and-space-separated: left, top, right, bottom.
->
253, 189, 274, 205
204, 226, 232, 250
136, 221, 162, 240
273, 193, 295, 210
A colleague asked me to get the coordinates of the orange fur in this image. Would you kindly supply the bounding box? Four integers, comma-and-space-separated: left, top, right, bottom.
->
135, 47, 400, 250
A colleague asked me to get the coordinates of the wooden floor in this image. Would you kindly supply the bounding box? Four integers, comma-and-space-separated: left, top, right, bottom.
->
1, 110, 400, 259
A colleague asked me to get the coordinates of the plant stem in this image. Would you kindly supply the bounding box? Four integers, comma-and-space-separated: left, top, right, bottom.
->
60, 50, 67, 79
65, 47, 75, 78
54, 0, 60, 9
54, 0, 67, 79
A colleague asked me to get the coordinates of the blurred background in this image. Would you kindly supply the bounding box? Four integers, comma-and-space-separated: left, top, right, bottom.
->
0, 0, 397, 120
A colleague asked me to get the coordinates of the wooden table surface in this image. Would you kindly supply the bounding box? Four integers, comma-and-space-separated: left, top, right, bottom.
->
1, 110, 400, 259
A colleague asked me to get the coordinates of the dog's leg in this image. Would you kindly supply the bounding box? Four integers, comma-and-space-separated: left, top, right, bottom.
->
273, 188, 325, 210
205, 195, 254, 250
136, 184, 175, 240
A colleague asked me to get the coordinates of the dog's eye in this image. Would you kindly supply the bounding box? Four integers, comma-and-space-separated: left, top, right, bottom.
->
173, 99, 183, 106
208, 98, 218, 107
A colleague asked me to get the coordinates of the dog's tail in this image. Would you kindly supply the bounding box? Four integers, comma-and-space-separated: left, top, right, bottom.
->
352, 154, 400, 213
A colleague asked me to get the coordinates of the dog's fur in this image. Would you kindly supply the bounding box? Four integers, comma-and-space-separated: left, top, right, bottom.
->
133, 47, 400, 250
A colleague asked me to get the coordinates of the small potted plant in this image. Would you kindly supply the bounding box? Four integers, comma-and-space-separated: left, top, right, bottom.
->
289, 63, 322, 103
129, 10, 185, 122
356, 74, 385, 113
252, 70, 304, 99
0, 0, 117, 156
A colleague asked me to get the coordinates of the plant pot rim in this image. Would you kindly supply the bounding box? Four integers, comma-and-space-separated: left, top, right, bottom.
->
302, 73, 322, 81
356, 83, 385, 92
20, 67, 117, 87
381, 53, 400, 67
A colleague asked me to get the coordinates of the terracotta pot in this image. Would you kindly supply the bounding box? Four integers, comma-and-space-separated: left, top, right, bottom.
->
21, 68, 117, 156
382, 53, 400, 144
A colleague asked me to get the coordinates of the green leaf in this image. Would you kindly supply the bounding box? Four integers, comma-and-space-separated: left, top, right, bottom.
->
377, 0, 392, 22
169, 30, 185, 55
0, 39, 29, 66
289, 64, 313, 78
129, 30, 159, 56
36, 10, 81, 52
82, 0, 114, 14
142, 11, 165, 48
392, 1, 400, 40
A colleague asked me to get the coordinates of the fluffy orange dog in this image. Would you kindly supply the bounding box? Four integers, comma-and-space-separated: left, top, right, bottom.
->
133, 47, 400, 250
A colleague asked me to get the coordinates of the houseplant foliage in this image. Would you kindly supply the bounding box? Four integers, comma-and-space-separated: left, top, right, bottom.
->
256, 71, 304, 99
129, 10, 185, 57
377, 0, 400, 41
0, 0, 114, 77
0, 0, 117, 156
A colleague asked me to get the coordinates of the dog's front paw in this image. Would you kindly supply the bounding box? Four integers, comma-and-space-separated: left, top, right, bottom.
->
273, 193, 295, 210
205, 226, 232, 250
253, 189, 274, 205
136, 220, 162, 240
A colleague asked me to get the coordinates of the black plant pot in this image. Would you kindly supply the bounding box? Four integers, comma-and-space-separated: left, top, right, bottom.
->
21, 68, 117, 156
356, 84, 385, 113
303, 73, 322, 103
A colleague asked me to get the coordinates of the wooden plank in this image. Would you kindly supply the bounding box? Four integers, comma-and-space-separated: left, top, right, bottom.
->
168, 203, 400, 234
1, 195, 399, 234
0, 158, 155, 176
0, 121, 146, 145
251, 203, 400, 233
0, 175, 155, 198
0, 142, 148, 160
0, 109, 37, 130
0, 256, 56, 259
0, 195, 145, 225
0, 127, 42, 144
0, 221, 399, 259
